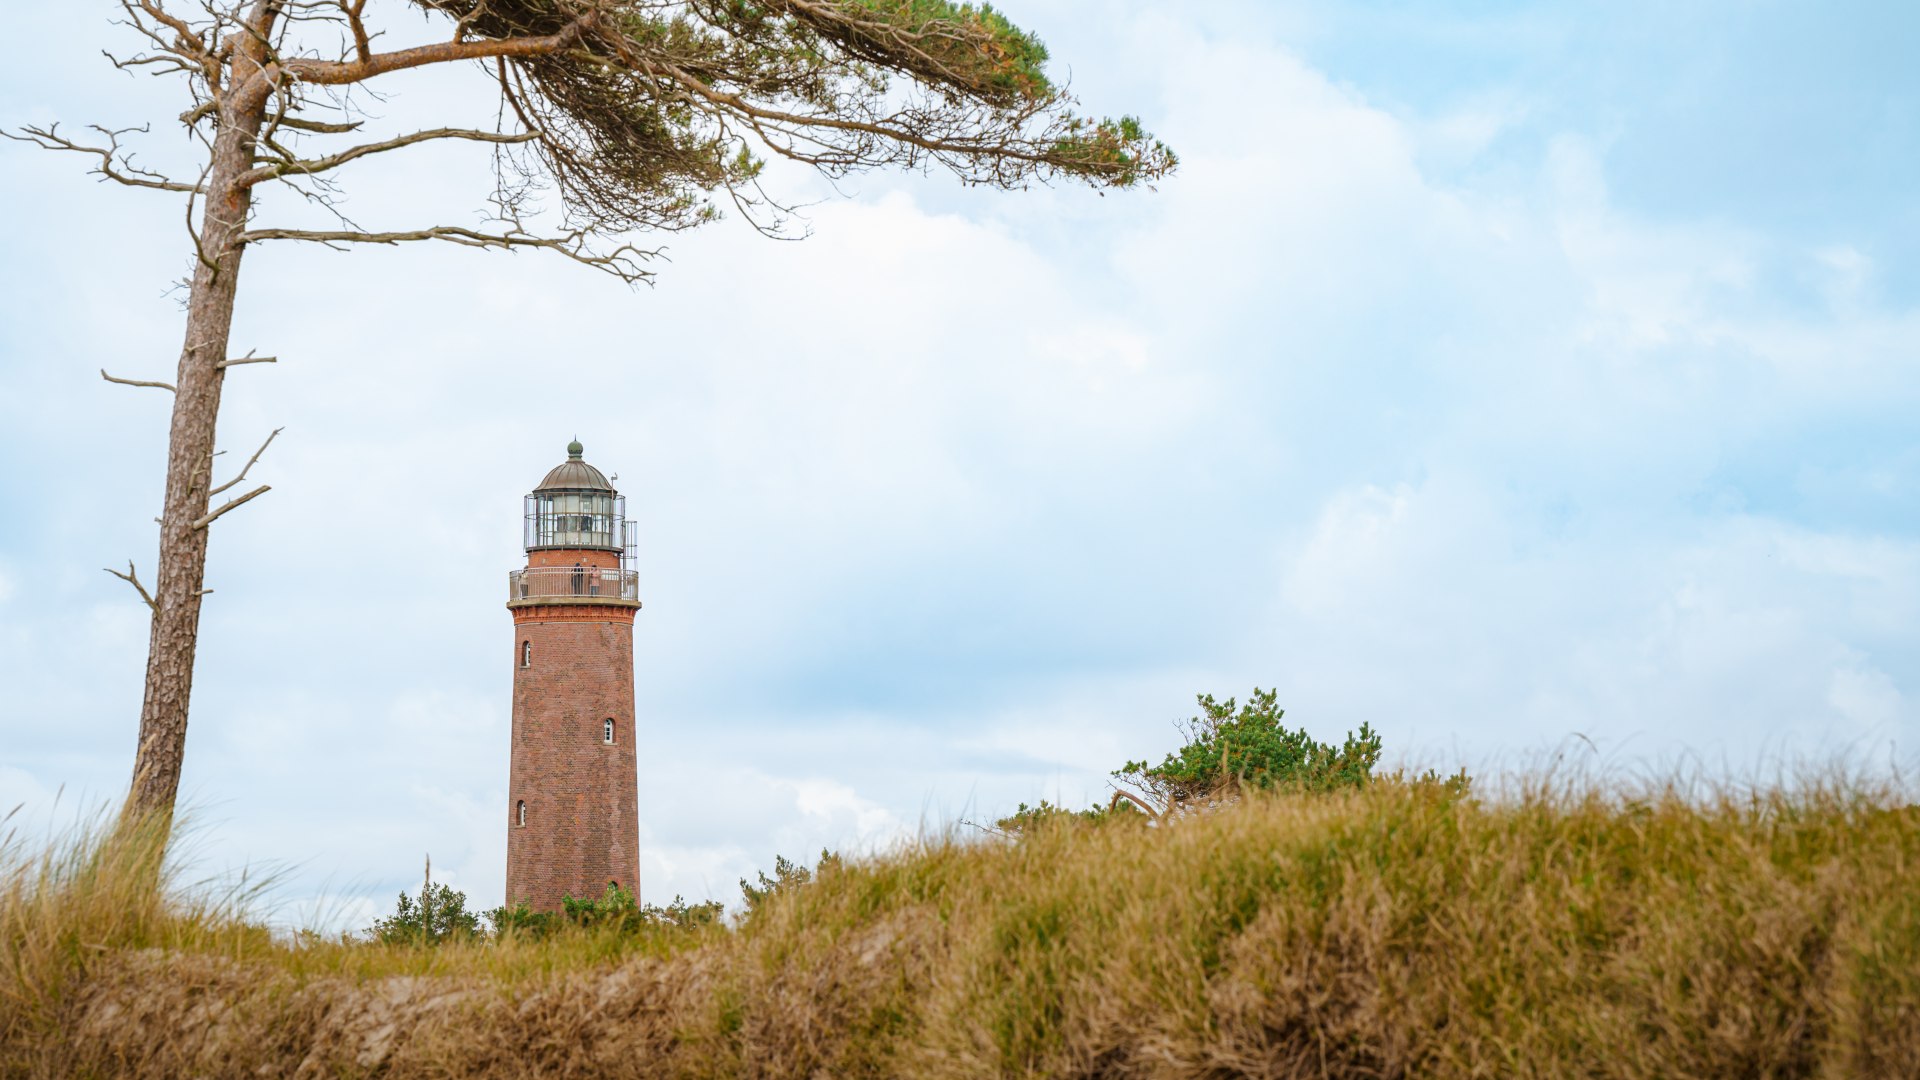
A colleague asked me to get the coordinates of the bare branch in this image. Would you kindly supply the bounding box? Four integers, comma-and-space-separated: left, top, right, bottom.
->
955, 814, 1015, 838
192, 484, 271, 531
104, 561, 158, 613
496, 56, 537, 134
101, 368, 175, 392
130, 0, 204, 55
240, 224, 657, 282
272, 115, 364, 134
238, 127, 537, 188
106, 48, 199, 77
343, 0, 372, 65
5, 123, 204, 193
1107, 789, 1160, 820
208, 426, 283, 497
217, 350, 277, 368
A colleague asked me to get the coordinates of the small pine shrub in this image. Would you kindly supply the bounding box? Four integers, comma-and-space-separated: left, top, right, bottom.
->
992, 797, 1141, 834
368, 879, 480, 945
1116, 688, 1384, 813
992, 688, 1403, 832
487, 885, 725, 940
739, 849, 841, 921
485, 900, 554, 939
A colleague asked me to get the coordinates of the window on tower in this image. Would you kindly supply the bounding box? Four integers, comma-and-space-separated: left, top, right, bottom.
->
516, 800, 526, 827
521, 641, 532, 668
604, 718, 615, 744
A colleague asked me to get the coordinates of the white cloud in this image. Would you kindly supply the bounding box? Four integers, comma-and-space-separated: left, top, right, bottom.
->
1829, 661, 1904, 732
778, 777, 907, 848
0, 765, 62, 824
1282, 483, 1420, 617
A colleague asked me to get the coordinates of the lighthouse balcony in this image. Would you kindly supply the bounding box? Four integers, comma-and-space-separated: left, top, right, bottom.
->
507, 566, 640, 606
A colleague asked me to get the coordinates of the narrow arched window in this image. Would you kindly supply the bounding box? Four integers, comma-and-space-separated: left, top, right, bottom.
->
516, 800, 526, 827
521, 641, 532, 668
603, 718, 615, 744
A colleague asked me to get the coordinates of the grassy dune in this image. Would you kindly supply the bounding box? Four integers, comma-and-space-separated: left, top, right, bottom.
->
4, 773, 1918, 1078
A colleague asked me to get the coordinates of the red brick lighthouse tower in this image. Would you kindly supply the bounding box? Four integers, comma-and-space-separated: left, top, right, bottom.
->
505, 439, 641, 910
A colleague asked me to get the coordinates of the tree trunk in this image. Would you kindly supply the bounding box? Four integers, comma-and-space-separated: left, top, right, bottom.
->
123, 84, 270, 823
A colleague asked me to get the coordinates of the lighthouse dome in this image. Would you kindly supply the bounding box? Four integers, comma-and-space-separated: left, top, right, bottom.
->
535, 439, 614, 492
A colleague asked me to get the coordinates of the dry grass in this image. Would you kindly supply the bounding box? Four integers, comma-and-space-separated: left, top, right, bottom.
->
4, 770, 1918, 1078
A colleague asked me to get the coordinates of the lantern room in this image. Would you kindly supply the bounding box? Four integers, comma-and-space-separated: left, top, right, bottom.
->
523, 438, 635, 560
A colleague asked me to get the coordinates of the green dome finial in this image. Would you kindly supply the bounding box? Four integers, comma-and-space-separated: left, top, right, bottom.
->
567, 437, 584, 460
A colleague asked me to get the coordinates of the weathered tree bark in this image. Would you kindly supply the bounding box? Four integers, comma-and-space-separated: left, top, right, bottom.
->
124, 36, 274, 823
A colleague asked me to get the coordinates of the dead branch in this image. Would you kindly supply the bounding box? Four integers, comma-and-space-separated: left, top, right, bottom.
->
956, 816, 1012, 838
101, 368, 176, 392
273, 115, 364, 134
208, 426, 283, 497
5, 124, 204, 193
1107, 789, 1161, 819
343, 0, 372, 65
238, 127, 536, 188
105, 48, 201, 78
182, 156, 218, 273
192, 484, 271, 530
127, 0, 204, 56
104, 561, 159, 613
218, 350, 278, 368
240, 223, 657, 281
177, 101, 217, 129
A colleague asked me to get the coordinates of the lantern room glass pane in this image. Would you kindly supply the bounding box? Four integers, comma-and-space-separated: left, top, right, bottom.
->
524, 491, 620, 549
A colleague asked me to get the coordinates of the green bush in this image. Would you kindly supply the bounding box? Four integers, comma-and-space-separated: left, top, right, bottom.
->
1116, 688, 1385, 813
487, 884, 725, 940
368, 879, 481, 945
997, 689, 1405, 833
740, 849, 841, 921
992, 797, 1140, 833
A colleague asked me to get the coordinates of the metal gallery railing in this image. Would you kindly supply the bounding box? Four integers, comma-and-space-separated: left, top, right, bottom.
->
507, 566, 639, 603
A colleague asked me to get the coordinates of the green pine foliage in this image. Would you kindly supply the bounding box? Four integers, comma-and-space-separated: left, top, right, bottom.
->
434, 0, 1178, 215
992, 797, 1138, 833
740, 849, 843, 921
842, 1, 1053, 96
368, 880, 482, 945
993, 688, 1426, 833
486, 885, 725, 940
1115, 688, 1387, 812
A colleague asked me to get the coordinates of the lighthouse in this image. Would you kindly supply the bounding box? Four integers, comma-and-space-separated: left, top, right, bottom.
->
505, 439, 641, 910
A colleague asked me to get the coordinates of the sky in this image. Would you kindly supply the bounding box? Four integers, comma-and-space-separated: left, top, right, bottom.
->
1, 1, 1916, 927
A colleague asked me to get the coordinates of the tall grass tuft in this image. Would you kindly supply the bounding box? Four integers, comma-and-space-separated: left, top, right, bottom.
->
0, 807, 268, 1067
4, 768, 1918, 1077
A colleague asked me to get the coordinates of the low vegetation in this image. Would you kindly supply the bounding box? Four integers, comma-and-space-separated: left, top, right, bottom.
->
996, 689, 1407, 831
4, 699, 1917, 1077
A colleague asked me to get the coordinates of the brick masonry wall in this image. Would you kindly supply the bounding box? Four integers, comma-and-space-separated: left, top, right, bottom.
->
527, 548, 621, 569
506, 592, 640, 911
